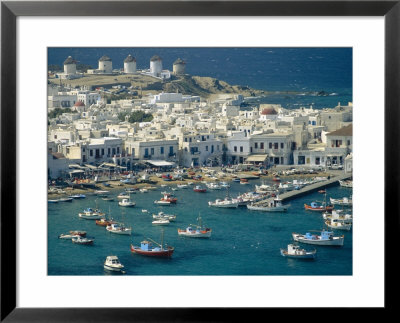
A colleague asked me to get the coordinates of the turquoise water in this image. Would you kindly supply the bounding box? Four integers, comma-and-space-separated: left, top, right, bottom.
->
48, 179, 352, 275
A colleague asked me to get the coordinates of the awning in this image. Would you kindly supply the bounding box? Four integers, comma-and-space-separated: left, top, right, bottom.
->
69, 169, 85, 174
99, 162, 118, 168
69, 164, 87, 169
145, 160, 175, 167
246, 154, 268, 162
84, 164, 98, 170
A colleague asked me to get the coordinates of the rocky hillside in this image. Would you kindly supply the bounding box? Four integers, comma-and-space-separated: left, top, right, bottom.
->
162, 75, 268, 98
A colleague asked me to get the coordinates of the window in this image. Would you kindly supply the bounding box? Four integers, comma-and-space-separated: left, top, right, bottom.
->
108, 148, 110, 156
185, 138, 187, 142
90, 150, 93, 157
260, 143, 264, 149
101, 149, 104, 155
347, 140, 351, 146
234, 146, 237, 152
240, 146, 243, 152
206, 146, 208, 151
274, 143, 278, 149
117, 147, 120, 154
280, 143, 284, 149
269, 142, 272, 149
160, 147, 164, 154
255, 142, 258, 149
151, 148, 154, 155
54, 135, 57, 139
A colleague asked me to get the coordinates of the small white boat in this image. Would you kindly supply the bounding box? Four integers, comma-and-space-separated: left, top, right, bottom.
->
117, 192, 130, 199
58, 233, 81, 239
323, 210, 352, 223
139, 188, 149, 193
58, 197, 73, 202
177, 216, 211, 238
142, 209, 148, 213
152, 219, 170, 226
71, 236, 94, 245
119, 198, 136, 207
208, 197, 239, 208
177, 184, 188, 189
220, 182, 230, 188
324, 218, 352, 231
247, 197, 289, 212
206, 182, 222, 190
339, 180, 353, 188
330, 196, 352, 206
153, 211, 176, 221
48, 199, 59, 203
292, 230, 344, 246
78, 208, 105, 220
104, 256, 125, 273
280, 244, 316, 259
154, 200, 171, 206
106, 223, 132, 235
69, 194, 86, 199
95, 190, 109, 195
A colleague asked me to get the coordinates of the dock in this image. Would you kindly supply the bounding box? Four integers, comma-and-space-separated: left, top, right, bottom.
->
254, 172, 352, 204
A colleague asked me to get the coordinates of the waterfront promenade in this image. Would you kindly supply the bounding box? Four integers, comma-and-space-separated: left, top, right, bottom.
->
254, 172, 352, 204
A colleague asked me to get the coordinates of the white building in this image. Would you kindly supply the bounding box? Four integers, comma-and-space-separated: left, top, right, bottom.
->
226, 131, 251, 164
180, 133, 222, 167
124, 138, 179, 162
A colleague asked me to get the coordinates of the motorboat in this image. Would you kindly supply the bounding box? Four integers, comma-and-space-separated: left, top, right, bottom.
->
139, 188, 149, 193
280, 244, 316, 259
95, 190, 109, 195
154, 200, 171, 205
106, 223, 132, 235
220, 182, 230, 188
58, 197, 73, 202
255, 183, 273, 194
48, 199, 59, 203
292, 230, 344, 246
130, 230, 174, 258
102, 197, 114, 201
247, 196, 289, 212
117, 192, 130, 199
152, 219, 170, 226
208, 197, 239, 208
339, 179, 353, 188
177, 184, 188, 189
193, 185, 207, 192
153, 211, 176, 221
235, 191, 264, 206
324, 218, 352, 231
304, 202, 334, 212
104, 256, 125, 273
59, 233, 81, 239
78, 208, 105, 220
119, 198, 136, 207
160, 193, 177, 204
71, 236, 94, 245
323, 210, 352, 223
69, 230, 86, 236
69, 194, 86, 199
240, 178, 249, 185
206, 182, 222, 190
330, 196, 352, 206
178, 216, 212, 238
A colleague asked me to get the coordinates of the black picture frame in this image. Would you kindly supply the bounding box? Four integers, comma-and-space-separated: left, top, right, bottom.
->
1, 1, 398, 321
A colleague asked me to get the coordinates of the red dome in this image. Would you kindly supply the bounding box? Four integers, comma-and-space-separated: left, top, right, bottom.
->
74, 101, 85, 107
261, 108, 277, 115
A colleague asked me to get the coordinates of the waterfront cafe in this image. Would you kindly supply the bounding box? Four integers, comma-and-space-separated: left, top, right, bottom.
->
245, 154, 268, 167
144, 160, 175, 172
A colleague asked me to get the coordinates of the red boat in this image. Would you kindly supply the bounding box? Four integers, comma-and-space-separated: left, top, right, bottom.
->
272, 176, 281, 182
69, 230, 86, 237
193, 185, 207, 192
304, 202, 334, 212
130, 232, 174, 258
96, 218, 116, 226
160, 193, 177, 204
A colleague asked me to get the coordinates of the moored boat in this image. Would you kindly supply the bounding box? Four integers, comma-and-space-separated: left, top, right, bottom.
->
58, 197, 73, 202
96, 218, 116, 227
280, 244, 316, 259
104, 255, 125, 273
208, 197, 238, 208
339, 179, 353, 188
292, 230, 344, 246
324, 218, 352, 231
323, 210, 352, 223
152, 219, 170, 226
330, 196, 352, 206
304, 202, 334, 212
118, 197, 136, 207
78, 208, 105, 219
153, 211, 176, 221
130, 230, 174, 257
177, 216, 211, 238
247, 196, 289, 212
193, 185, 207, 192
71, 236, 94, 245
106, 223, 132, 235
69, 194, 86, 199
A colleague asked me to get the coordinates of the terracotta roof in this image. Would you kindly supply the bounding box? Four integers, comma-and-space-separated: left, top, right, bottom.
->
261, 108, 277, 115
74, 101, 85, 107
327, 124, 353, 137
51, 152, 66, 159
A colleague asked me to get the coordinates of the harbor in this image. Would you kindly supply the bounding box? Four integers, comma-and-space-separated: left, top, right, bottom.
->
48, 170, 353, 276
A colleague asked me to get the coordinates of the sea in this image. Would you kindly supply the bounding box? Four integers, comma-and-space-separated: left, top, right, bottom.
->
48, 180, 352, 276
48, 48, 352, 276
48, 47, 352, 109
